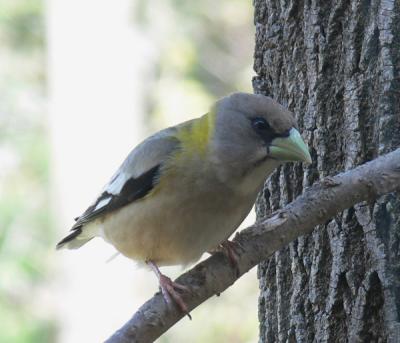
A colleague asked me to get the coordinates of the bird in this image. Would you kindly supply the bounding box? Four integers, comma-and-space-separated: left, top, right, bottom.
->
57, 92, 311, 315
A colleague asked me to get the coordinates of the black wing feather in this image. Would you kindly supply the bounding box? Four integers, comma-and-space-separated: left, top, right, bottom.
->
56, 227, 83, 248
72, 165, 160, 228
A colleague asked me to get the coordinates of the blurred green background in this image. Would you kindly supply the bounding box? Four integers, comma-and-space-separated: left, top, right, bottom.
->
0, 0, 55, 342
0, 0, 255, 342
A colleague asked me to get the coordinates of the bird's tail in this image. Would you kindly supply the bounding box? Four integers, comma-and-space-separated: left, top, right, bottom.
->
56, 223, 98, 250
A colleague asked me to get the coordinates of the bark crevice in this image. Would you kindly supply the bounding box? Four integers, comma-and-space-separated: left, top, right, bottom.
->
254, 0, 400, 341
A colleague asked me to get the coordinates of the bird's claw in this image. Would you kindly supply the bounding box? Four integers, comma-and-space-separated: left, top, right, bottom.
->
159, 274, 192, 320
220, 240, 241, 277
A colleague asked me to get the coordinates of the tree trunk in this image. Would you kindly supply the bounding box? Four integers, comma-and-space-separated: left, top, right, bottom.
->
253, 1, 400, 342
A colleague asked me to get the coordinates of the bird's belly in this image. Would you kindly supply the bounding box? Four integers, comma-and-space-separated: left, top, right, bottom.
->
99, 189, 254, 266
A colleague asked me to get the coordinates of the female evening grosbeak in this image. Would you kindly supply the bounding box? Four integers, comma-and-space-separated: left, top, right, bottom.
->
57, 92, 311, 315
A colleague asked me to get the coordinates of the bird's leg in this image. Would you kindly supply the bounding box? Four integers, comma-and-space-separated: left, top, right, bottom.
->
146, 260, 191, 319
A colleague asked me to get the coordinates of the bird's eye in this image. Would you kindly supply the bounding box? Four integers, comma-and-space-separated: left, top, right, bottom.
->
251, 117, 270, 131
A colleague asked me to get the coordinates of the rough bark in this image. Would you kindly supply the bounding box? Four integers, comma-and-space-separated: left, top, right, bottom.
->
253, 0, 400, 342
106, 149, 400, 343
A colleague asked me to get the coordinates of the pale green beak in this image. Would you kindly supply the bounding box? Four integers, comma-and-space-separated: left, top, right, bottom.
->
269, 128, 312, 163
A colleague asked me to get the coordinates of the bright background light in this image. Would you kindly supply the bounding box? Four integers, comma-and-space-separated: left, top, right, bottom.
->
1, 0, 258, 341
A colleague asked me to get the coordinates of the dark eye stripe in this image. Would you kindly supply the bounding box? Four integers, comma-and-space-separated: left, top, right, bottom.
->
251, 117, 270, 131
250, 117, 290, 144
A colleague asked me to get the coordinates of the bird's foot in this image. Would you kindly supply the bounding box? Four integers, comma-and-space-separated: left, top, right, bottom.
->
147, 260, 191, 319
158, 274, 191, 319
221, 240, 241, 276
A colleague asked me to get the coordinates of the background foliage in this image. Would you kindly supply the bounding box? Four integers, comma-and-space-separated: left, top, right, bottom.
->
0, 0, 255, 341
0, 0, 55, 342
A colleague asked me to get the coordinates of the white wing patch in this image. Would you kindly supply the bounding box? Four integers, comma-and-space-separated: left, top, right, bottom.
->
94, 197, 112, 211
103, 172, 128, 195
70, 130, 180, 229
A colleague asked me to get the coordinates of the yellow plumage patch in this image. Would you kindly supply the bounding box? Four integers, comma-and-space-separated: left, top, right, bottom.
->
176, 111, 216, 156
148, 111, 216, 197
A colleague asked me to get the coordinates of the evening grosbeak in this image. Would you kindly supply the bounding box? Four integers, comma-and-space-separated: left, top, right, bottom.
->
57, 92, 311, 315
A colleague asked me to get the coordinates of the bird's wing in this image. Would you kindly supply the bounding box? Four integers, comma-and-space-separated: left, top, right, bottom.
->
72, 127, 181, 228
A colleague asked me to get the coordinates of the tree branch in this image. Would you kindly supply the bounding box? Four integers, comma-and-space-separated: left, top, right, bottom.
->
106, 148, 400, 343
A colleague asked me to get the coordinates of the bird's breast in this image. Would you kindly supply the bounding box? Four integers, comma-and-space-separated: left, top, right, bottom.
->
100, 170, 256, 266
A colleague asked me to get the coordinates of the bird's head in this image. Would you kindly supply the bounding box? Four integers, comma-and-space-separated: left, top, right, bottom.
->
210, 92, 311, 184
